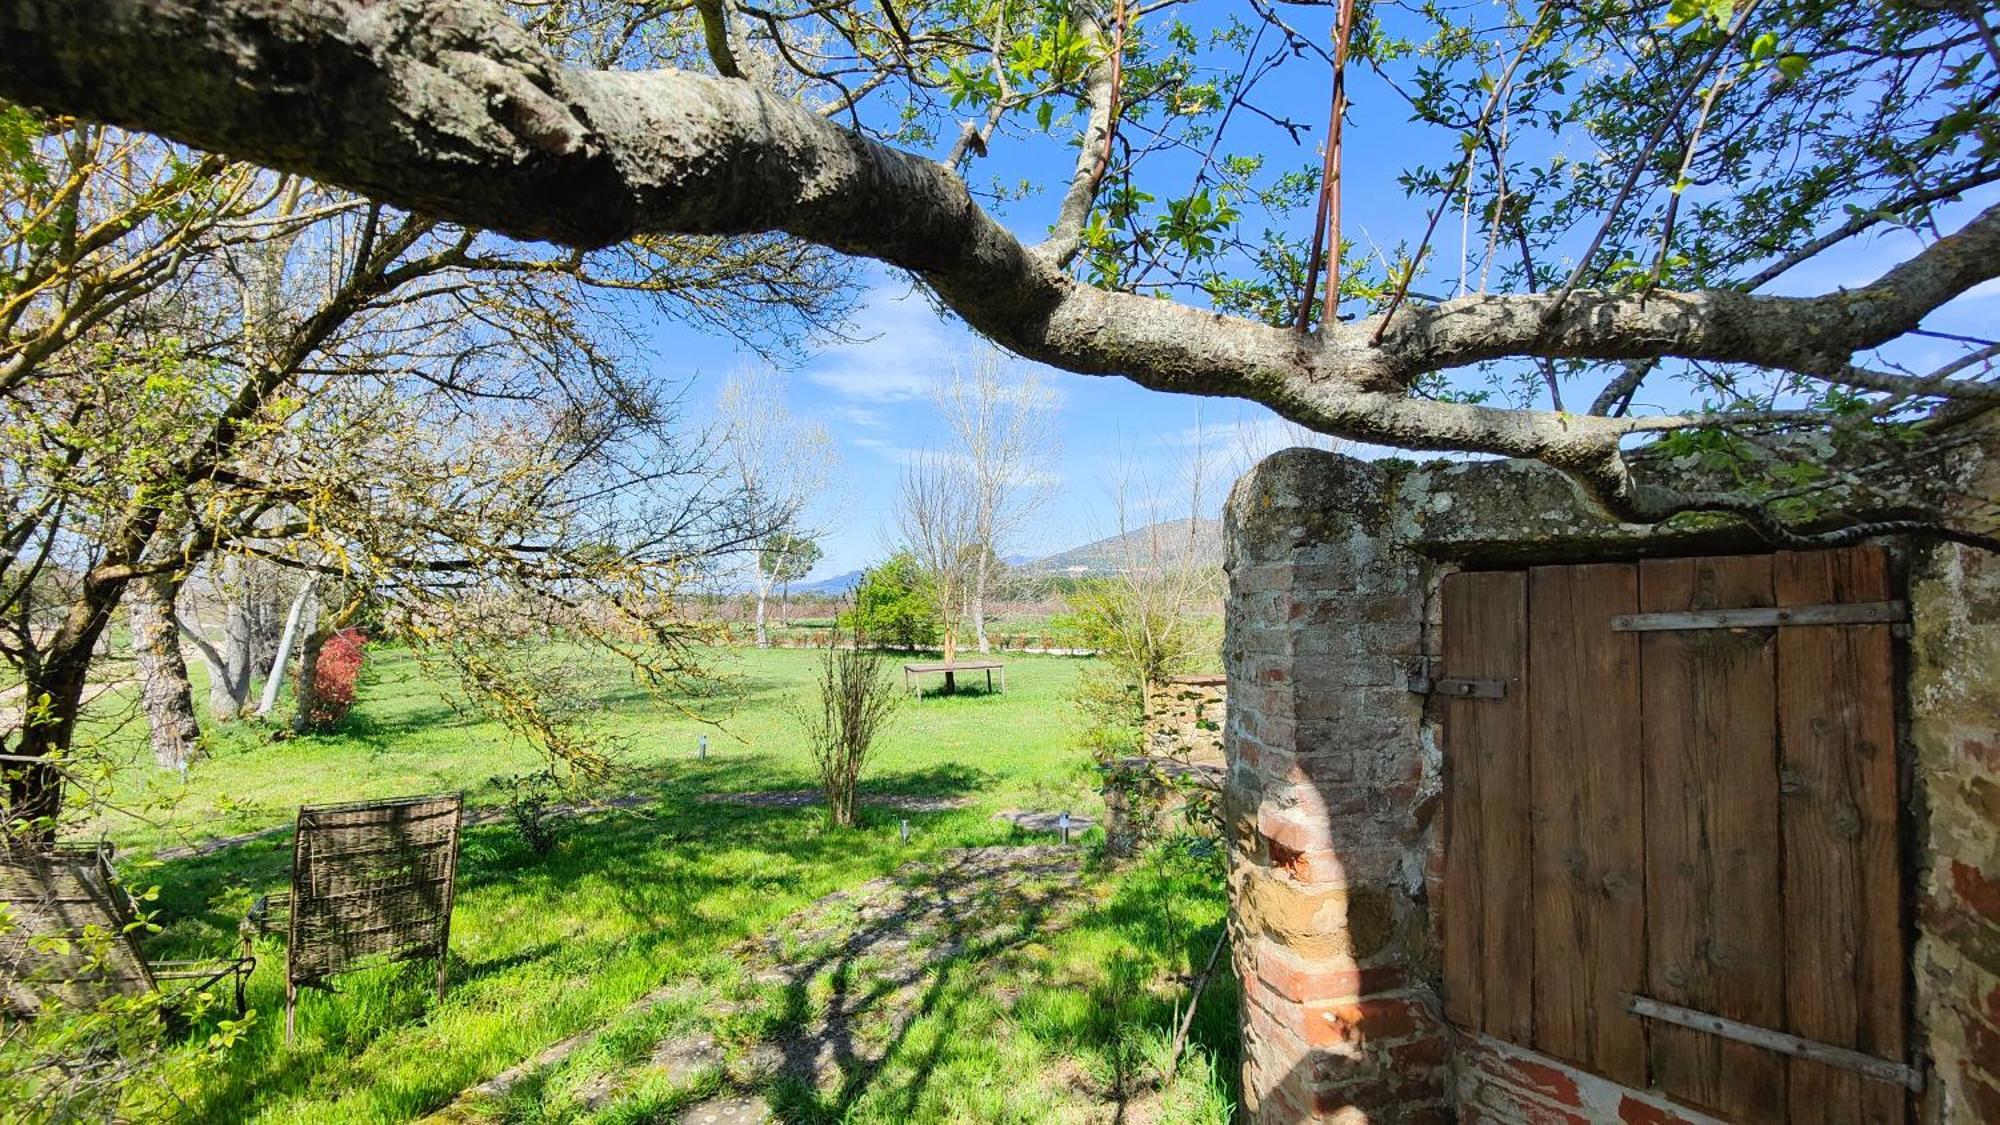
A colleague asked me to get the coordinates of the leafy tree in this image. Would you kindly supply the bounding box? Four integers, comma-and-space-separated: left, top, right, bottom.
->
0, 97, 844, 828
4, 0, 2000, 813
758, 531, 822, 626
5, 0, 1994, 552
843, 553, 940, 650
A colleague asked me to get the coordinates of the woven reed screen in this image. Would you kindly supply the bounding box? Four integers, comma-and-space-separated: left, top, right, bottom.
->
288, 793, 462, 989
0, 842, 154, 1014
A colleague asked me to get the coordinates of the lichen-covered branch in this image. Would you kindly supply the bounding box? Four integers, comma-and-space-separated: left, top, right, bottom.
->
1, 0, 1996, 521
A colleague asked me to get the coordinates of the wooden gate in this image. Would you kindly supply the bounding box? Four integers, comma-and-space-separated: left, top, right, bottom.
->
1440, 547, 1910, 1124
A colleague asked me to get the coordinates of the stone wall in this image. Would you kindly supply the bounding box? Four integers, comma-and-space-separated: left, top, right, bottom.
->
1146, 673, 1227, 763
1221, 435, 1997, 1123
1909, 436, 2000, 1123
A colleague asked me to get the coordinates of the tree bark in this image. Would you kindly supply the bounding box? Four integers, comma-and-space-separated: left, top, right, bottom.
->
216, 587, 254, 717
292, 624, 325, 734
128, 571, 201, 770
5, 594, 118, 836
972, 558, 990, 654
753, 581, 770, 647
256, 578, 316, 717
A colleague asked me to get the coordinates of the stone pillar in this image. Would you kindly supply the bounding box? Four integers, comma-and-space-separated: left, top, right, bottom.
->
1224, 454, 1450, 1122
1910, 428, 2000, 1123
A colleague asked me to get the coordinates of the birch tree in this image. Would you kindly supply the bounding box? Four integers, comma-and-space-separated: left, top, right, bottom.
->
935, 349, 1058, 653
896, 449, 980, 688
715, 367, 836, 647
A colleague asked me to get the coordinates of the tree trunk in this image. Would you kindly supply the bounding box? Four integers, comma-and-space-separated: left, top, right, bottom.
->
256, 579, 315, 717
128, 571, 201, 770
973, 557, 990, 654
292, 625, 325, 734
940, 622, 958, 694
5, 597, 117, 837
216, 586, 254, 716
753, 578, 770, 647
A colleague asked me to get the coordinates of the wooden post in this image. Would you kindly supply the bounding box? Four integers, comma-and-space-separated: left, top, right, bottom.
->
435, 798, 464, 1003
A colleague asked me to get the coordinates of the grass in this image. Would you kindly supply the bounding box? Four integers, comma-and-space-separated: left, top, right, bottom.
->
46, 644, 1236, 1123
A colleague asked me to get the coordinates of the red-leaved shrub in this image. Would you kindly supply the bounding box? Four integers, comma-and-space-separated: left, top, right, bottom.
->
307, 628, 367, 728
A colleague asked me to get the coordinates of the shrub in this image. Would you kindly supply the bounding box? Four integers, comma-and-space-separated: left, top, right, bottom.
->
494, 768, 573, 856
305, 627, 367, 729
798, 630, 903, 828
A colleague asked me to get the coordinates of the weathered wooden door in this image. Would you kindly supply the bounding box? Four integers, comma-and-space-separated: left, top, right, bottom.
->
1441, 546, 1910, 1124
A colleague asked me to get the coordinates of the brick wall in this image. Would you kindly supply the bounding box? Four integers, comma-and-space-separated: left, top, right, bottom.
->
1224, 454, 1450, 1121
1909, 432, 2000, 1123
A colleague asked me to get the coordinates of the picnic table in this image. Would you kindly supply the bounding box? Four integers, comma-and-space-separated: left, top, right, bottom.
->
903, 659, 1006, 697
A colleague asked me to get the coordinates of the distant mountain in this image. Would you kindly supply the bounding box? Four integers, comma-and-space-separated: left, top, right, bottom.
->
1016, 518, 1223, 577
795, 518, 1223, 595
792, 568, 866, 595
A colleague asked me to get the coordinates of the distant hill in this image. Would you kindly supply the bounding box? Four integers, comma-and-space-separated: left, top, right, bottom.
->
792, 568, 866, 596
793, 518, 1222, 595
1016, 518, 1223, 577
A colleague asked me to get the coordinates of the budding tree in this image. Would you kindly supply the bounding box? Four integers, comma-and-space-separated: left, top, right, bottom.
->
715, 367, 837, 646
934, 349, 1058, 653
896, 449, 980, 686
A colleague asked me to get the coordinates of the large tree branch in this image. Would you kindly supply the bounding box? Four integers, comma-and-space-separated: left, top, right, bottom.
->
3, 0, 1998, 522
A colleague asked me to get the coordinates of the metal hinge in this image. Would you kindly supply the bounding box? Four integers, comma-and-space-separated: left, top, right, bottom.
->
1406, 658, 1506, 700
1610, 600, 1906, 632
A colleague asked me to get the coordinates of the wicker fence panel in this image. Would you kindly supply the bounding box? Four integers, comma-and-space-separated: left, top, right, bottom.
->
289, 794, 462, 988
0, 842, 154, 1014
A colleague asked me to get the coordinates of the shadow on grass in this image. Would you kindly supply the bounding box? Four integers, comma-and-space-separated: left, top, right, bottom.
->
130, 789, 958, 1124
760, 848, 1083, 1123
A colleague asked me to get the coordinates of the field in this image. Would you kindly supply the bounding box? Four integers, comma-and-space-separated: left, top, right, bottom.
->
59, 645, 1238, 1123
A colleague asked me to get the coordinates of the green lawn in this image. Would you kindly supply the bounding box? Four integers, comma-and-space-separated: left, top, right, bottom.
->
47, 644, 1236, 1123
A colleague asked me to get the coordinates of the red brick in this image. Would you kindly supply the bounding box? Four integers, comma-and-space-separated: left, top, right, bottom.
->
1257, 952, 1362, 1005
1258, 807, 1336, 858
1963, 1010, 2000, 1074
1303, 995, 1428, 1047
1962, 1064, 2000, 1124
1486, 1050, 1583, 1107
1388, 1034, 1450, 1069
1955, 860, 2000, 924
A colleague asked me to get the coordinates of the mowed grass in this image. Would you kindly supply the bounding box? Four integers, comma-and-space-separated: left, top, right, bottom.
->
75, 644, 1098, 855
54, 645, 1235, 1123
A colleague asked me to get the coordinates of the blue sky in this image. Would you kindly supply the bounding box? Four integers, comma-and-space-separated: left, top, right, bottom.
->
624, 9, 2000, 582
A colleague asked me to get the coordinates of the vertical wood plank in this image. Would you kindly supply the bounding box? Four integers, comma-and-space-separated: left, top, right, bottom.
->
1776, 546, 1907, 1125
1529, 562, 1647, 1085
1441, 570, 1533, 1041
1639, 554, 1786, 1123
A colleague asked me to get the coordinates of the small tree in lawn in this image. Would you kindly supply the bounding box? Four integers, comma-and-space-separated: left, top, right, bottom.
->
801, 629, 902, 829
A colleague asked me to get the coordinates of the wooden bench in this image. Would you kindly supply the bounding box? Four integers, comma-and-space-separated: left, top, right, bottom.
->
902, 659, 1006, 696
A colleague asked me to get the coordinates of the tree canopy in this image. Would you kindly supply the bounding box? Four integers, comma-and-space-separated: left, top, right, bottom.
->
0, 0, 1995, 546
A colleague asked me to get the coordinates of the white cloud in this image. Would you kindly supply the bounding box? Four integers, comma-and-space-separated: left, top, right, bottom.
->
827, 405, 888, 428
804, 286, 954, 402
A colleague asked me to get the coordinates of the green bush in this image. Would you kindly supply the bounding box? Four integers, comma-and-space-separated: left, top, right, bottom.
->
840, 553, 940, 649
